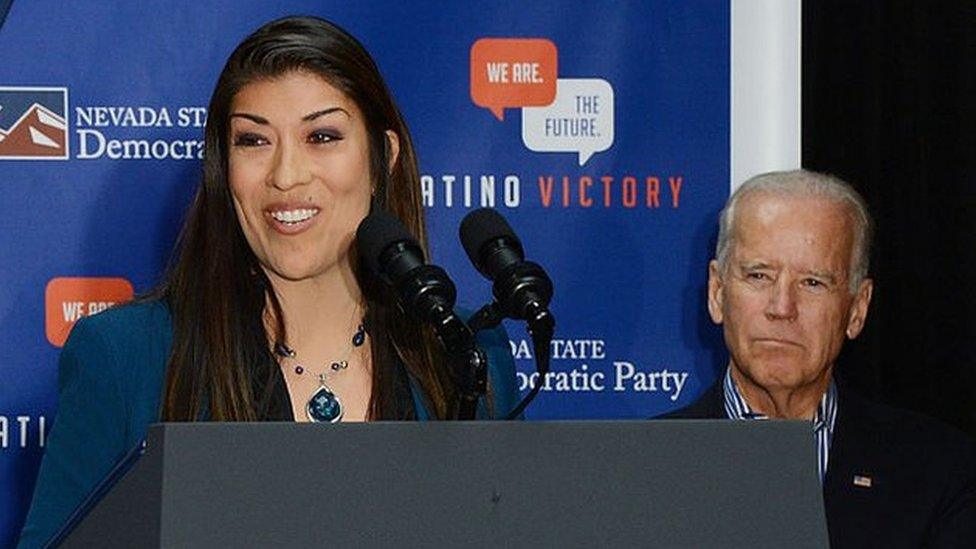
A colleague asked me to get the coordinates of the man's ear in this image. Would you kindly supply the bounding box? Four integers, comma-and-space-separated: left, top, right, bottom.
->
384, 130, 400, 174
707, 259, 725, 325
845, 278, 873, 339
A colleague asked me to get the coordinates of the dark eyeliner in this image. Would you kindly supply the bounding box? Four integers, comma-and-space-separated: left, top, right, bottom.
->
232, 132, 264, 147
309, 128, 343, 143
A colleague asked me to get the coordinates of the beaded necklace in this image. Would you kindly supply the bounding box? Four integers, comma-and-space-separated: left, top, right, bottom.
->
274, 321, 366, 423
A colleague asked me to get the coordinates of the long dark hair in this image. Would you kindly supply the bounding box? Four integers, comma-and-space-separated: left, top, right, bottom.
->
155, 16, 457, 421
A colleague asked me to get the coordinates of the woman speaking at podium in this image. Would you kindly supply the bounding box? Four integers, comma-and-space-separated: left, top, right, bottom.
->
18, 16, 518, 547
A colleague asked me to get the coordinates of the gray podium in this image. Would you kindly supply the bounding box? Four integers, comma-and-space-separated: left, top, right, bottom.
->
63, 421, 829, 548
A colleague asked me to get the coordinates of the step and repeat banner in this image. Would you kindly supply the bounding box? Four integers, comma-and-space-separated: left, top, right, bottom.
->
0, 1, 800, 544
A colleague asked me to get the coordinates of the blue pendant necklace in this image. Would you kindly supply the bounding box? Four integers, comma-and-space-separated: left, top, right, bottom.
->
274, 322, 367, 423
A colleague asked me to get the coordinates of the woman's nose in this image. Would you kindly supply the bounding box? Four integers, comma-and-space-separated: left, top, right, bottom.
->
267, 138, 312, 191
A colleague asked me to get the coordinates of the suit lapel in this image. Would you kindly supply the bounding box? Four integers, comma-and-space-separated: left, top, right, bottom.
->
824, 387, 887, 511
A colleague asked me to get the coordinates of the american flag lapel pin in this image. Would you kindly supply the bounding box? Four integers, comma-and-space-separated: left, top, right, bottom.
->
853, 474, 873, 488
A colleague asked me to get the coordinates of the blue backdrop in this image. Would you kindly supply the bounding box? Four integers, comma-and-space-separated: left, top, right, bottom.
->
0, 1, 729, 544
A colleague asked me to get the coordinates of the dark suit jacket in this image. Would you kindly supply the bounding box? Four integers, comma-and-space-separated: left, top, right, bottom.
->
664, 381, 976, 548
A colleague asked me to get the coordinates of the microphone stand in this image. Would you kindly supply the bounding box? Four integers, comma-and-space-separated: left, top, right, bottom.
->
386, 262, 487, 420
468, 300, 554, 420
428, 305, 488, 420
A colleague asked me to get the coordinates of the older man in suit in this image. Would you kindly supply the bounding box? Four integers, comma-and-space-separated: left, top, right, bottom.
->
669, 170, 975, 547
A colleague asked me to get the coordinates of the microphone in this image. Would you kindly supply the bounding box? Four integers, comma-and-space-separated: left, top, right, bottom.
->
356, 209, 456, 325
459, 208, 553, 325
357, 208, 488, 420
460, 208, 555, 420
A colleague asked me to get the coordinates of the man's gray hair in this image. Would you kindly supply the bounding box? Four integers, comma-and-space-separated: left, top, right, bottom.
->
715, 169, 873, 293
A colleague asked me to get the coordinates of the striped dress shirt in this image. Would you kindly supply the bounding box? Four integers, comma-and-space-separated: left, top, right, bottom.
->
722, 367, 839, 483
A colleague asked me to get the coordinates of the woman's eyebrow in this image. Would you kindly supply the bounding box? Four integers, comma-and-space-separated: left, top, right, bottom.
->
229, 112, 268, 124
302, 107, 350, 121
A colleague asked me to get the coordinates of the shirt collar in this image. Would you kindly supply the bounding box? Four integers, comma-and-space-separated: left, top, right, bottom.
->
722, 366, 838, 434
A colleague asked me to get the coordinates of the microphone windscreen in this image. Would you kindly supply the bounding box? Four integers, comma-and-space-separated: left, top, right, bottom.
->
459, 208, 522, 270
356, 209, 418, 276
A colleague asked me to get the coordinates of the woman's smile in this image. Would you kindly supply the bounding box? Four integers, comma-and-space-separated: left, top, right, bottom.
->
265, 203, 322, 235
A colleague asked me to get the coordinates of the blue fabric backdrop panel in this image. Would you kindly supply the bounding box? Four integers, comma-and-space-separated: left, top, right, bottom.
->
0, 1, 730, 544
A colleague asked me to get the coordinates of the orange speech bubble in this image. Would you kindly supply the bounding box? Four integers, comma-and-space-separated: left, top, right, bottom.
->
470, 38, 558, 121
45, 277, 134, 347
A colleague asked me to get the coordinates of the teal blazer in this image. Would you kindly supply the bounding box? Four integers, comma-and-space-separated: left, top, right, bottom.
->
17, 300, 519, 548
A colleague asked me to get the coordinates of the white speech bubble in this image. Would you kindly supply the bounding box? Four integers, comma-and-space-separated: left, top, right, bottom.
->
521, 78, 614, 166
